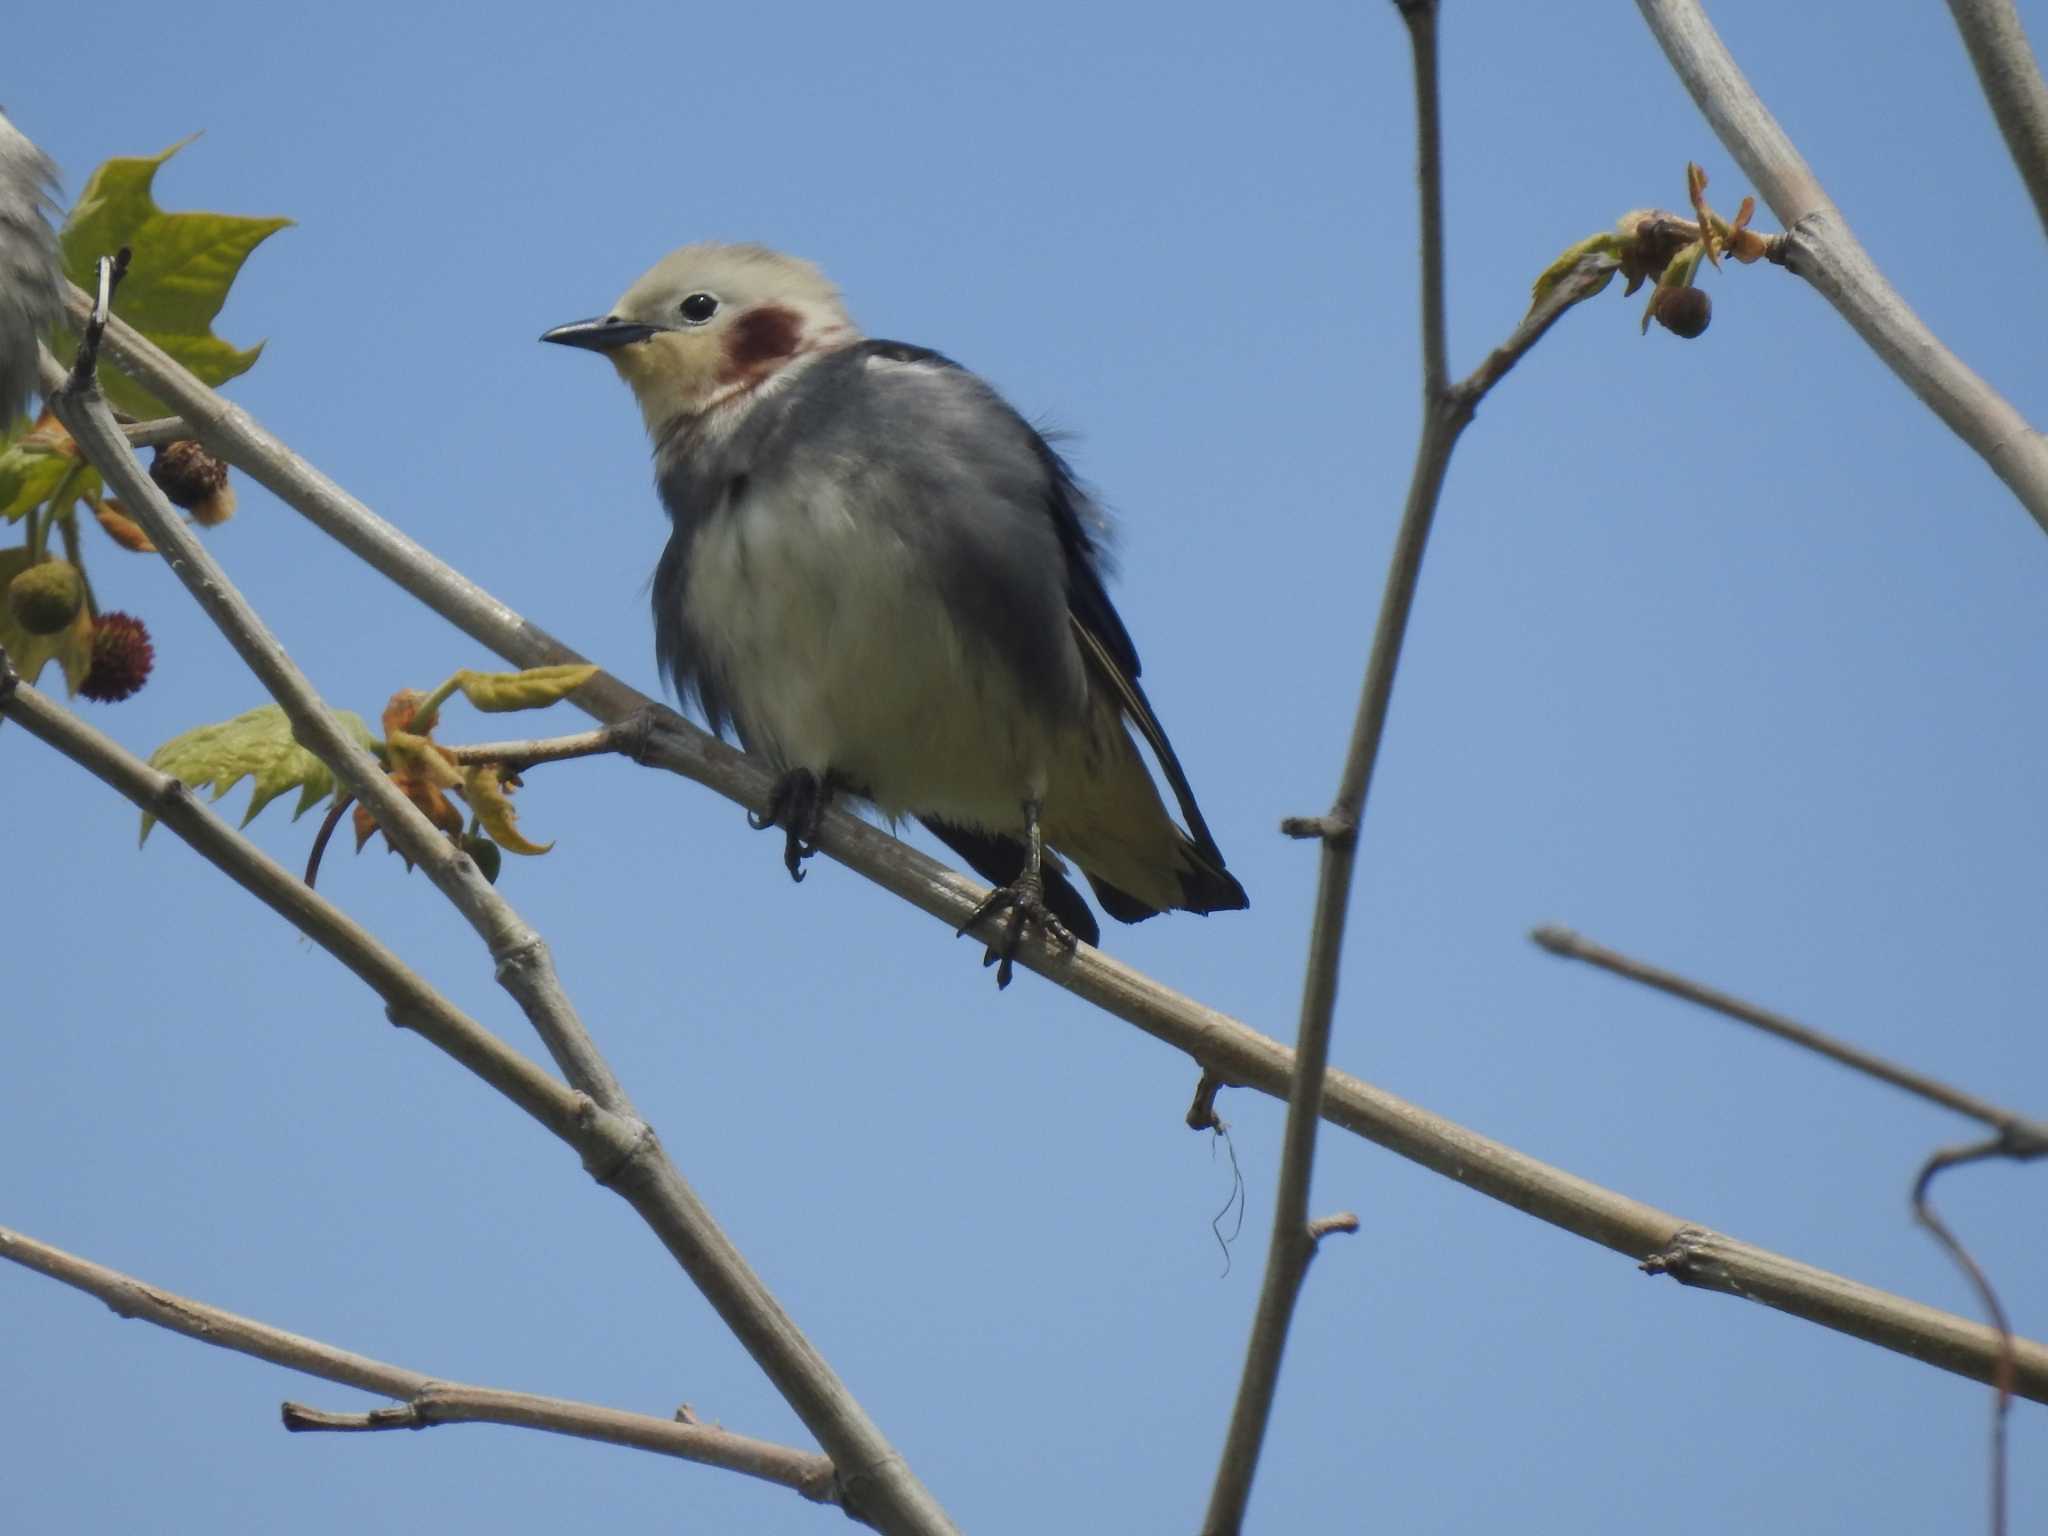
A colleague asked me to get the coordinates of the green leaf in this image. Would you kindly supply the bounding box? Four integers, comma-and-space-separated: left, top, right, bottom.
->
449, 664, 601, 713
0, 434, 75, 521
0, 547, 94, 693
140, 703, 375, 844
57, 139, 291, 419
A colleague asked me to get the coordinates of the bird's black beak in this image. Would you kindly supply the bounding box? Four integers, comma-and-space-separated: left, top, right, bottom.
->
540, 316, 663, 352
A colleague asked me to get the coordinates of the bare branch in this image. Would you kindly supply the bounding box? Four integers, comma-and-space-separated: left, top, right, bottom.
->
1948, 0, 2048, 240
1202, 11, 1620, 1530
1635, 0, 2048, 536
1531, 925, 2048, 1150
0, 1224, 841, 1513
35, 295, 2048, 1408
1305, 1213, 1360, 1245
0, 657, 589, 1136
1912, 1141, 2019, 1536
437, 721, 638, 770
0, 661, 953, 1536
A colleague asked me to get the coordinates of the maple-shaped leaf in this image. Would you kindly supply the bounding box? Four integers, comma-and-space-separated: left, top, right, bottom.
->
141, 703, 375, 844
57, 139, 291, 420
0, 414, 81, 522
0, 547, 94, 693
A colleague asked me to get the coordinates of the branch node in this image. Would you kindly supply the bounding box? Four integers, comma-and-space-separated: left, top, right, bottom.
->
1306, 1212, 1361, 1247
281, 1401, 426, 1433
1186, 1069, 1231, 1131
1640, 1227, 1719, 1287
63, 248, 132, 396
1279, 813, 1357, 848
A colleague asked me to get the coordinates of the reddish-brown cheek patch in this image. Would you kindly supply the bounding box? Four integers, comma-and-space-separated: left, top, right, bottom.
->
719, 304, 804, 381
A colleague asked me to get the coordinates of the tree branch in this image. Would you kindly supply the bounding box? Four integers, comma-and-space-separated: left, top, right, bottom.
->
1912, 1140, 2020, 1536
1634, 0, 2048, 537
0, 1223, 842, 1513
33, 296, 2048, 1408
0, 653, 590, 1138
1947, 0, 2048, 241
1531, 924, 2048, 1152
1202, 11, 1625, 1529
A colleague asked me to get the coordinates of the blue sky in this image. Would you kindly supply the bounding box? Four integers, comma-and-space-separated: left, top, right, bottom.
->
5, 1, 2044, 1530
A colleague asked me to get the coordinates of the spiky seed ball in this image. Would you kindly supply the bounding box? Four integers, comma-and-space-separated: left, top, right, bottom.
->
6, 559, 84, 634
150, 440, 236, 526
1652, 285, 1712, 339
79, 610, 154, 702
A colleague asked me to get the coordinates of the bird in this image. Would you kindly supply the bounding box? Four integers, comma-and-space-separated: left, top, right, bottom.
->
542, 243, 1247, 985
0, 109, 62, 423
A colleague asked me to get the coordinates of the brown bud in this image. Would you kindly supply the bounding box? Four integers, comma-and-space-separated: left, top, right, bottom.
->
1651, 285, 1712, 339
6, 560, 85, 635
150, 440, 236, 526
79, 610, 155, 702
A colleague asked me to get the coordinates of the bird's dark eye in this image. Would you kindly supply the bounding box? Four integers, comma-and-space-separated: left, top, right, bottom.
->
679, 293, 719, 325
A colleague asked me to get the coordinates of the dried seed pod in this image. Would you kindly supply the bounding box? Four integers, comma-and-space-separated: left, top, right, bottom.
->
150, 439, 236, 525
1651, 285, 1712, 339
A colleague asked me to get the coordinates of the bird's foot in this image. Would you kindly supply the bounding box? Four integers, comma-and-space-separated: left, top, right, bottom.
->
959, 869, 1078, 990
749, 768, 832, 882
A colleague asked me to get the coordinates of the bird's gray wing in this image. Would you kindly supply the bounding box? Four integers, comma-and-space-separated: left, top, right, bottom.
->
0, 112, 61, 422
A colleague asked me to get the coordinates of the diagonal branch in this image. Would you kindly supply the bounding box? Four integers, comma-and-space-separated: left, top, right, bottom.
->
1947, 0, 2048, 241
1634, 0, 2048, 536
30, 299, 2048, 1408
1534, 921, 2038, 1532
1531, 924, 2048, 1153
0, 660, 939, 1527
0, 1223, 842, 1513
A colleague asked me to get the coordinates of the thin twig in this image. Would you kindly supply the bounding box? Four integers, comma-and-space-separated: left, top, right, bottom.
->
44, 318, 957, 1536
0, 1224, 842, 1512
1536, 918, 2035, 1533
437, 723, 633, 769
31, 306, 2048, 1406
1947, 0, 2048, 241
1200, 11, 1615, 1529
62, 246, 128, 395
1635, 0, 2048, 536
1531, 924, 2048, 1149
121, 415, 193, 448
1914, 1142, 2019, 1536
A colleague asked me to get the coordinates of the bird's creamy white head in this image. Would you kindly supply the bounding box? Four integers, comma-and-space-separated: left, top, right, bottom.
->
602, 243, 861, 442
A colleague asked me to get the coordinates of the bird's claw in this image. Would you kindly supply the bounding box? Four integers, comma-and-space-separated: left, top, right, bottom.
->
750, 769, 830, 882
958, 872, 1077, 989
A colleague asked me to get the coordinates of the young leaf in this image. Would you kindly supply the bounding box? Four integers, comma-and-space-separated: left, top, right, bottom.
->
56, 139, 292, 420
447, 663, 600, 714
462, 764, 553, 855
0, 422, 77, 521
141, 703, 375, 844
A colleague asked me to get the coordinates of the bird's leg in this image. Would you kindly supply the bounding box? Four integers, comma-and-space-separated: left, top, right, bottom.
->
748, 768, 836, 882
958, 799, 1077, 989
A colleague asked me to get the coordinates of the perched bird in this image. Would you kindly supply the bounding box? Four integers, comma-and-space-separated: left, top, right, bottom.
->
544, 244, 1246, 984
0, 109, 62, 422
